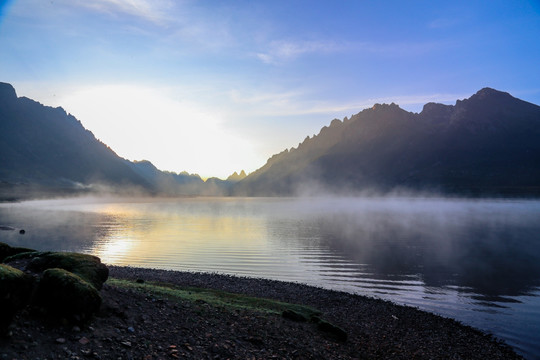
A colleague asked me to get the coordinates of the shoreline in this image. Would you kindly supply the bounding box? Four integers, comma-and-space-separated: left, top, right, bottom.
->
1, 265, 524, 359
109, 265, 523, 359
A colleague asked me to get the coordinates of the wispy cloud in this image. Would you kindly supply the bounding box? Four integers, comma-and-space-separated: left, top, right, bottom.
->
70, 0, 174, 24
256, 40, 347, 64
58, 0, 237, 51
256, 38, 449, 65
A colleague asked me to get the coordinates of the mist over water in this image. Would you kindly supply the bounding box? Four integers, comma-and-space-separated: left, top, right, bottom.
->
1, 196, 540, 358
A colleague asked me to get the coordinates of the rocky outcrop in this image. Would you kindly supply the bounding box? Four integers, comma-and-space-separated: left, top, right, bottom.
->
0, 242, 108, 331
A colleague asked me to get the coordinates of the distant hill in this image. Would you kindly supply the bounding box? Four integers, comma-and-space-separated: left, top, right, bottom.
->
128, 160, 205, 195
0, 82, 203, 199
226, 170, 247, 182
235, 88, 540, 196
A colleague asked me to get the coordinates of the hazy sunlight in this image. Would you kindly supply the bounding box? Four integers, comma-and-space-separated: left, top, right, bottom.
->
60, 84, 258, 179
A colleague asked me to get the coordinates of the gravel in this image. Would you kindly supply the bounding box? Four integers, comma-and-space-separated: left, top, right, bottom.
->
0, 265, 523, 359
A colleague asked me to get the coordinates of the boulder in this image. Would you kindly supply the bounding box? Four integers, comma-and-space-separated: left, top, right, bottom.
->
0, 264, 33, 333
0, 242, 36, 262
34, 268, 102, 323
14, 251, 109, 290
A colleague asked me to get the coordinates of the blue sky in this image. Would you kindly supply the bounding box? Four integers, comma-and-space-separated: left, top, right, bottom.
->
1, 0, 539, 178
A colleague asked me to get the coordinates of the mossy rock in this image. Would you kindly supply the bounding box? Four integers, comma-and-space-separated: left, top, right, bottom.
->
282, 309, 309, 322
20, 252, 109, 290
311, 316, 348, 342
4, 250, 46, 261
34, 268, 102, 323
0, 264, 33, 333
0, 242, 36, 262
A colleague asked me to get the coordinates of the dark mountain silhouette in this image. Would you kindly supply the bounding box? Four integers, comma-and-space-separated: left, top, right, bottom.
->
235, 88, 540, 196
0, 83, 149, 190
3, 82, 539, 199
0, 82, 203, 199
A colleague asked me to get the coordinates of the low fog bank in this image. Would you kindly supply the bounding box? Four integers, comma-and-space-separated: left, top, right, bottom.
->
3, 173, 540, 204
2, 194, 540, 300
292, 196, 540, 298
0, 182, 153, 203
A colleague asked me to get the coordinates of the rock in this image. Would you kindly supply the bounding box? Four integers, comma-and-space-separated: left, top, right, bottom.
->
78, 336, 90, 345
0, 264, 33, 333
0, 242, 36, 262
21, 251, 108, 290
312, 316, 348, 342
282, 309, 308, 322
56, 337, 66, 344
34, 268, 102, 323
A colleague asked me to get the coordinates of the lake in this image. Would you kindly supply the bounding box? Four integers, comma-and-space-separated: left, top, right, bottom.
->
1, 196, 540, 359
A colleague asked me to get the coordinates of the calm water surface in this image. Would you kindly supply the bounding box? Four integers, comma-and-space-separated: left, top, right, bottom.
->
1, 196, 540, 359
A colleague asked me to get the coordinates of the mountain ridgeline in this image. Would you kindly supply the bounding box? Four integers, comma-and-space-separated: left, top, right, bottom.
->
1, 81, 539, 198
0, 82, 240, 199
235, 88, 540, 196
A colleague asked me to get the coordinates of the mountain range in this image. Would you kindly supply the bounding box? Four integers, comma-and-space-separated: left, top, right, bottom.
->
0, 82, 240, 199
236, 87, 540, 196
1, 81, 539, 199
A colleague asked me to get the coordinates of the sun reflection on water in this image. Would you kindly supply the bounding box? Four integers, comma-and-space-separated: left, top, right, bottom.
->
86, 201, 273, 271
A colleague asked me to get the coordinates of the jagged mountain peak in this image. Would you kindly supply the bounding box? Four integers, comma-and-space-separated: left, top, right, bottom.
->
455, 87, 516, 108
236, 88, 540, 196
473, 87, 511, 99
371, 102, 401, 111
0, 82, 17, 102
227, 170, 247, 182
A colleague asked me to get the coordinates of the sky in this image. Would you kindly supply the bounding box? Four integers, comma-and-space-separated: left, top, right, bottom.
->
1, 0, 539, 179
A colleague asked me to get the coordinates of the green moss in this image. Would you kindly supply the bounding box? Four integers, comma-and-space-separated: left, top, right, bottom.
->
0, 242, 36, 262
108, 278, 321, 318
35, 268, 102, 322
0, 264, 34, 332
23, 252, 109, 290
3, 250, 48, 263
0, 263, 27, 282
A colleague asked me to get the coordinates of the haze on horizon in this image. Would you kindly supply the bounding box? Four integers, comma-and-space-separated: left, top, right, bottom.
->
1, 0, 539, 179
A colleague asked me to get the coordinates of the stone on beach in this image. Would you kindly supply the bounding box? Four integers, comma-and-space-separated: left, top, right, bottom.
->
9, 250, 109, 290
34, 268, 102, 322
0, 264, 33, 333
1, 243, 108, 329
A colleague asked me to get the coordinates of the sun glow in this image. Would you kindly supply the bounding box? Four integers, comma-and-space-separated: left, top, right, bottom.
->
59, 84, 257, 179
